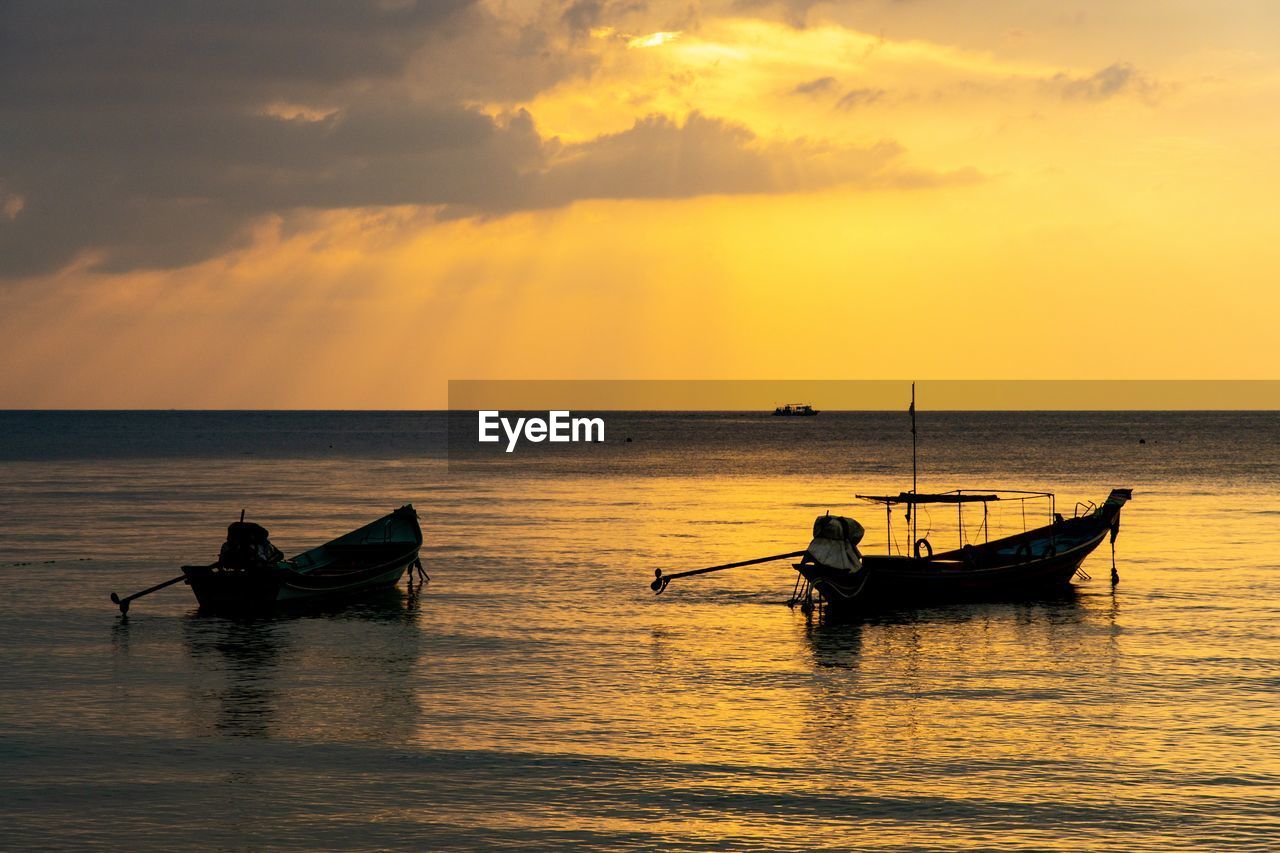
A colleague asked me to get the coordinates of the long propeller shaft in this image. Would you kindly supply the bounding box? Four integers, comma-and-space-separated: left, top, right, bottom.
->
651, 550, 806, 593
110, 572, 189, 614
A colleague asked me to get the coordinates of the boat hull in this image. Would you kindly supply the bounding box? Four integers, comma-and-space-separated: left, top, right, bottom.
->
797, 493, 1126, 616
185, 557, 416, 614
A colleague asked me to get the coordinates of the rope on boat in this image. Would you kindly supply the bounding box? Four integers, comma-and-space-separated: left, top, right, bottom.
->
798, 568, 870, 617
800, 583, 816, 615
787, 573, 812, 609
1109, 516, 1121, 585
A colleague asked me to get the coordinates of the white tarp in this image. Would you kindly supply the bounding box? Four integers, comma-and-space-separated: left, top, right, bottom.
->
807, 515, 865, 573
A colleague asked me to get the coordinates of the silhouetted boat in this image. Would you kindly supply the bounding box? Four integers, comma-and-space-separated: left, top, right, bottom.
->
794, 488, 1131, 615
180, 505, 424, 614
773, 403, 818, 416
651, 384, 1133, 615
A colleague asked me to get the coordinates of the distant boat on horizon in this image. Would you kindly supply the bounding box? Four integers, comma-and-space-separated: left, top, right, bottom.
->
773, 403, 818, 416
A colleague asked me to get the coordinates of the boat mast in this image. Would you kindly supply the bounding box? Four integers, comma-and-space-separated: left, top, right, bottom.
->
910, 381, 917, 545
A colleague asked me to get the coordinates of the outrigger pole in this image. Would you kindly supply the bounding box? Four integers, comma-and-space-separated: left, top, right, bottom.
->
110, 572, 190, 614
651, 551, 807, 593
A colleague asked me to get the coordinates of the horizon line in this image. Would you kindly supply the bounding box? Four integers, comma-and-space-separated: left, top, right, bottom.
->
3, 407, 1279, 413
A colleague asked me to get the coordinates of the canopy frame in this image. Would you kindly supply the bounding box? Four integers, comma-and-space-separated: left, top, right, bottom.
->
855, 489, 1057, 556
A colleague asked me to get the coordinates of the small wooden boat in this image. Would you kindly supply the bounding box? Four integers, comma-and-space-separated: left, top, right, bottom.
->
182, 505, 424, 614
651, 384, 1134, 615
111, 505, 425, 614
793, 488, 1131, 615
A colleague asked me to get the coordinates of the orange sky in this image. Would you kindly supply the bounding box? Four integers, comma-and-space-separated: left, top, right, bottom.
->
1, 2, 1278, 407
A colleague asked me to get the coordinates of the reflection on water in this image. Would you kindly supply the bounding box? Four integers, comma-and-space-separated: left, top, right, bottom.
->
1, 411, 1279, 849
804, 590, 1094, 664
805, 617, 865, 669
183, 617, 288, 738
179, 587, 425, 742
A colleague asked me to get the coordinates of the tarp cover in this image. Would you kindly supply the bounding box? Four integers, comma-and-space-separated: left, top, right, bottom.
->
807, 515, 865, 573
219, 521, 284, 569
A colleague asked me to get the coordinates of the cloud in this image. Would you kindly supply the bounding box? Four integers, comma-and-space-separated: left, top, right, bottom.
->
0, 96, 554, 275
785, 74, 885, 112
521, 112, 979, 209
732, 0, 825, 28
791, 76, 839, 96
538, 112, 876, 204
1, 1, 478, 109
562, 0, 606, 36
1047, 62, 1153, 101
0, 1, 968, 278
0, 0, 496, 276
835, 87, 887, 110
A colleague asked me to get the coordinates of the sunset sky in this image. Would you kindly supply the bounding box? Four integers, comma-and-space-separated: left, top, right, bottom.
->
1, 1, 1277, 407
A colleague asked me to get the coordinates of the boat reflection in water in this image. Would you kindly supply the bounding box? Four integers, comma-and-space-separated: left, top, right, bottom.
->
180, 583, 425, 742
802, 589, 1097, 668
795, 590, 1122, 806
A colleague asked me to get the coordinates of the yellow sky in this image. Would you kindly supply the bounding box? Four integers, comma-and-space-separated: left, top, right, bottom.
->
1, 2, 1278, 407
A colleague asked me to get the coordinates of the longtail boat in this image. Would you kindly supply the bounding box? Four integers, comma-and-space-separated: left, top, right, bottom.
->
790, 487, 1130, 615
651, 385, 1133, 615
111, 505, 425, 614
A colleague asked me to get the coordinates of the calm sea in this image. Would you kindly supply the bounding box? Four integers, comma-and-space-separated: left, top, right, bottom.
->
0, 411, 1277, 850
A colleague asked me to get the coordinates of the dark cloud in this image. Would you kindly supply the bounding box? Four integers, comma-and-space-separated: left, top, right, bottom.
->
0, 1, 966, 278
520, 112, 979, 209
562, 0, 605, 36
536, 112, 877, 205
0, 1, 477, 107
789, 78, 885, 111
0, 98, 546, 276
835, 87, 886, 110
732, 0, 824, 28
0, 0, 495, 275
1048, 62, 1151, 101
791, 76, 838, 96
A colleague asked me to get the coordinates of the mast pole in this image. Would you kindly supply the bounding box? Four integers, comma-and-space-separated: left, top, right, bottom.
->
887, 501, 892, 557
910, 381, 917, 545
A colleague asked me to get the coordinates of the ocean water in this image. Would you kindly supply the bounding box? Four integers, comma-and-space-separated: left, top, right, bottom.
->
0, 410, 1278, 850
